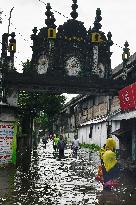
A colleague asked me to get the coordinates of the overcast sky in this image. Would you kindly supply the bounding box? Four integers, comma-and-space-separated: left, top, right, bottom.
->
0, 0, 136, 102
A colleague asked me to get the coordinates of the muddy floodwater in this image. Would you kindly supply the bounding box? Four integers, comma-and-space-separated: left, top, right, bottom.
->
0, 138, 136, 205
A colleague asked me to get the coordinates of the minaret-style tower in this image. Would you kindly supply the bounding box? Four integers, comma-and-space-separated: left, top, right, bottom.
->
70, 0, 78, 20
31, 27, 38, 68
45, 3, 56, 40
30, 1, 113, 79
31, 3, 57, 75
88, 8, 113, 78
122, 41, 130, 80
8, 32, 16, 70
56, 0, 88, 77
107, 31, 113, 78
45, 3, 56, 73
90, 8, 103, 75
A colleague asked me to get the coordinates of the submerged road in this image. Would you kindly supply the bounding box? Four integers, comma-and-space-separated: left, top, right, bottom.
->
0, 138, 136, 205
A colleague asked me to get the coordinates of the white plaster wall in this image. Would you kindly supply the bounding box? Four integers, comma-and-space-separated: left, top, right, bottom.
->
111, 120, 120, 149
78, 123, 106, 146
77, 121, 119, 148
99, 122, 107, 147
64, 132, 75, 144
78, 127, 84, 144
70, 115, 75, 128
92, 123, 107, 146
86, 126, 91, 144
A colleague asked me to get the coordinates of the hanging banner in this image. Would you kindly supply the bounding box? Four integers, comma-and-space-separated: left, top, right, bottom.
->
118, 82, 136, 111
0, 122, 16, 165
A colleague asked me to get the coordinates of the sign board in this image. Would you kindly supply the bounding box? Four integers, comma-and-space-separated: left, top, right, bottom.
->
118, 82, 136, 111
0, 122, 16, 165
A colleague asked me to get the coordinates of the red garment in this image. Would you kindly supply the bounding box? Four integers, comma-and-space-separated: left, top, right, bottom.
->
104, 179, 119, 189
95, 175, 104, 183
95, 164, 120, 189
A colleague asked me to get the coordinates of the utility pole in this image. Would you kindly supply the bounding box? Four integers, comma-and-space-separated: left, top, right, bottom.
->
0, 9, 2, 24
8, 7, 14, 34
0, 7, 15, 103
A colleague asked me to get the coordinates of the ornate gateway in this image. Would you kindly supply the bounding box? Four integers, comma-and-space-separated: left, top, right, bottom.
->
3, 0, 124, 95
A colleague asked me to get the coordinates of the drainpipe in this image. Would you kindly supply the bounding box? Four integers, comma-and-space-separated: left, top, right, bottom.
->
107, 95, 112, 137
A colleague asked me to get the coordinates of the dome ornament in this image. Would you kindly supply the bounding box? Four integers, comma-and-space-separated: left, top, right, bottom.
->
70, 0, 78, 20
91, 8, 103, 44
45, 3, 56, 28
45, 3, 56, 39
107, 31, 113, 47
92, 8, 102, 32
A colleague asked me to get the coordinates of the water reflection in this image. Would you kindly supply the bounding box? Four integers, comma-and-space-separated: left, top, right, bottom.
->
0, 137, 136, 205
0, 166, 15, 200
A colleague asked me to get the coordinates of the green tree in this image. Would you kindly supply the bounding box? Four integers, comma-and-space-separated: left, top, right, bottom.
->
18, 60, 66, 134
22, 59, 34, 74
18, 91, 65, 134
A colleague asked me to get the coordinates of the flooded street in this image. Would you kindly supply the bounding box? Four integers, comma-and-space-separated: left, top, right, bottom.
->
0, 138, 136, 205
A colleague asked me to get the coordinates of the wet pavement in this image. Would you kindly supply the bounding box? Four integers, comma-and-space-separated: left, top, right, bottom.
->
0, 138, 136, 205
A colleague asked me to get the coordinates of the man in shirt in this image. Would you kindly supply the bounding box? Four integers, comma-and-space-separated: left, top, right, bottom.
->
72, 135, 79, 158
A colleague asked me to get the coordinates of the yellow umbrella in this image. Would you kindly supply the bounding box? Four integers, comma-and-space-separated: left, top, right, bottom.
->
105, 137, 116, 151
103, 150, 117, 172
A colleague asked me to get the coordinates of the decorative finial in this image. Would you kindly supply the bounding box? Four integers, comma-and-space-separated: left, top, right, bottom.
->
50, 13, 56, 28
107, 31, 113, 46
10, 32, 15, 38
122, 41, 130, 80
32, 27, 38, 35
124, 41, 129, 49
92, 8, 102, 31
45, 3, 53, 27
122, 41, 130, 62
31, 27, 37, 41
70, 0, 78, 20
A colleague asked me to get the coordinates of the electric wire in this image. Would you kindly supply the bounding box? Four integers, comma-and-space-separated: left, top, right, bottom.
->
0, 4, 135, 67
0, 6, 131, 52
38, 0, 69, 19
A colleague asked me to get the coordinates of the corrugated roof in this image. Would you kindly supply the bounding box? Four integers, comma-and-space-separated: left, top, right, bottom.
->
111, 109, 136, 120
112, 52, 136, 75
80, 116, 107, 126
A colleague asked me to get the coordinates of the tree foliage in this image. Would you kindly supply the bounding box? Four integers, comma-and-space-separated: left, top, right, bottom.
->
18, 60, 66, 133
18, 91, 65, 116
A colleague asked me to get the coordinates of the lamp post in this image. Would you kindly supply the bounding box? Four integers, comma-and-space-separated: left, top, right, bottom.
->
106, 118, 112, 137
107, 95, 112, 138
122, 41, 130, 80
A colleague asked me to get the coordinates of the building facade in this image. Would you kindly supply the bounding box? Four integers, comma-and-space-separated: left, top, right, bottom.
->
55, 52, 136, 169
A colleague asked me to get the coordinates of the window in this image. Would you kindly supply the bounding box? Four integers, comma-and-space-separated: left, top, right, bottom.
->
89, 125, 93, 138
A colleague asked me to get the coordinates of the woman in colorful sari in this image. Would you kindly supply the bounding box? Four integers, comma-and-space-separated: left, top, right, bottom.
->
96, 137, 119, 189
102, 150, 120, 190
